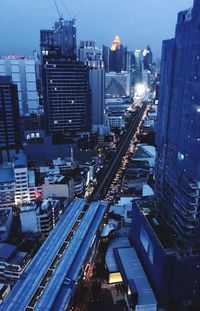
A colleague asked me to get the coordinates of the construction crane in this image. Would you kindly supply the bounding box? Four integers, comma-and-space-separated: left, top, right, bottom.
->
53, 0, 74, 20
53, 0, 63, 19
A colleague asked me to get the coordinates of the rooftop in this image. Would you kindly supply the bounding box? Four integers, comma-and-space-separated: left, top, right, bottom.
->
115, 247, 157, 306
13, 153, 27, 169
0, 243, 17, 261
105, 237, 131, 273
133, 144, 154, 160
0, 167, 15, 183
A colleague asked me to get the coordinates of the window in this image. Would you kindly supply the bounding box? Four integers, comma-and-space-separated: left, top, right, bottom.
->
140, 226, 154, 265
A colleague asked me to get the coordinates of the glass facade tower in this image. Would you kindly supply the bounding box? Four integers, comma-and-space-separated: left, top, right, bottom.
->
156, 0, 200, 256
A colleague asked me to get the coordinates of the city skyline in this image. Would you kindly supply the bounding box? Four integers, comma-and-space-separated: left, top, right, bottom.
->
0, 0, 193, 58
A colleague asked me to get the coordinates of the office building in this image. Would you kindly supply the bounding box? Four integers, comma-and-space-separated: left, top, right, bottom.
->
131, 2, 200, 310
102, 45, 110, 72
78, 41, 105, 129
0, 56, 40, 116
142, 45, 153, 71
0, 77, 20, 163
40, 18, 76, 60
131, 50, 143, 87
110, 36, 127, 73
78, 40, 101, 64
40, 20, 92, 139
156, 0, 200, 257
42, 59, 92, 137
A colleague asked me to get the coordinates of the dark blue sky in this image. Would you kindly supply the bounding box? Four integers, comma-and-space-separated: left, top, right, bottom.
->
0, 0, 193, 58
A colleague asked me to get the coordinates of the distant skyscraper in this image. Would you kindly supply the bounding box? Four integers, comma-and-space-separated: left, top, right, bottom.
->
142, 45, 153, 71
156, 1, 200, 256
130, 50, 143, 89
0, 76, 20, 162
111, 35, 121, 51
102, 45, 110, 72
0, 56, 40, 115
78, 41, 105, 129
109, 36, 127, 73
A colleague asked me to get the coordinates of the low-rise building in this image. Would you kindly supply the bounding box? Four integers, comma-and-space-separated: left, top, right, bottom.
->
131, 144, 156, 169
20, 199, 60, 236
0, 167, 15, 209
0, 208, 13, 242
0, 243, 29, 284
105, 113, 125, 129
42, 175, 74, 200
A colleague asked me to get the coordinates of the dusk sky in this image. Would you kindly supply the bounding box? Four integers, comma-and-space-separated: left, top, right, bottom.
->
0, 0, 193, 58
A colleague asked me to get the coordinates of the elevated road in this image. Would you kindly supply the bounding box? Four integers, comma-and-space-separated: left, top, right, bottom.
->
89, 102, 147, 202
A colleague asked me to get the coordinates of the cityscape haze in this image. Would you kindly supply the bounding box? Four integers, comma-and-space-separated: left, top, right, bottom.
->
0, 0, 199, 311
0, 0, 193, 57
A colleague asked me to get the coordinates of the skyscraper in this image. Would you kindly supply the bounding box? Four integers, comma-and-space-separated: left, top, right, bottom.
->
109, 36, 127, 73
0, 56, 40, 116
132, 50, 143, 85
40, 19, 92, 139
130, 2, 200, 310
42, 59, 92, 138
0, 76, 20, 162
156, 0, 200, 256
53, 18, 77, 59
143, 45, 153, 71
78, 41, 105, 129
40, 18, 76, 60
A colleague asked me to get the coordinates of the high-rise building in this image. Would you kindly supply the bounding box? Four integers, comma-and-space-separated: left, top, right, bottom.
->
78, 41, 105, 129
78, 40, 101, 63
131, 50, 143, 86
40, 19, 92, 139
130, 2, 200, 310
40, 18, 76, 60
109, 36, 127, 73
102, 45, 110, 72
0, 56, 40, 116
142, 45, 153, 71
102, 37, 127, 73
156, 1, 200, 256
42, 59, 92, 137
0, 76, 20, 163
111, 35, 121, 51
